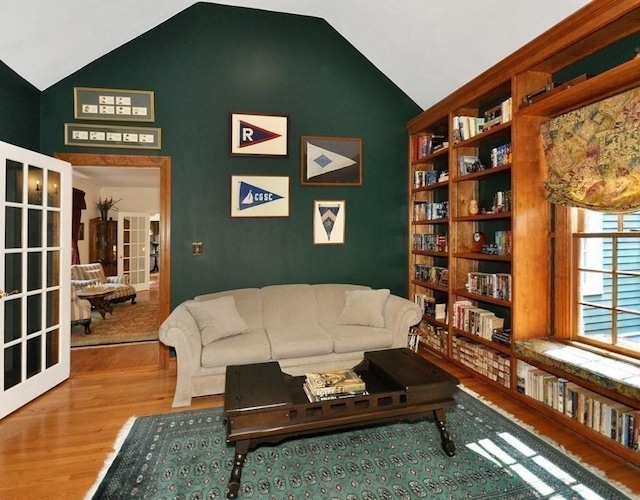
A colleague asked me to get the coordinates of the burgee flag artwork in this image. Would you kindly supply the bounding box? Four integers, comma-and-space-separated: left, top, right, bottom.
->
231, 176, 289, 217
301, 136, 362, 186
313, 200, 345, 244
230, 113, 288, 156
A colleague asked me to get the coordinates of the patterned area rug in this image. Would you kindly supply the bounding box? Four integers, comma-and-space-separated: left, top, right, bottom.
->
86, 389, 633, 500
71, 300, 159, 347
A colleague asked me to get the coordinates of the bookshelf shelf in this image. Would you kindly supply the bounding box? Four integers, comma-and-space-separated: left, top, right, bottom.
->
407, 0, 639, 465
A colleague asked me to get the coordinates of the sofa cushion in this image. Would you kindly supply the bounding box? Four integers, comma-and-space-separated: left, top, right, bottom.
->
185, 296, 250, 345
262, 284, 318, 326
266, 325, 333, 359
84, 268, 106, 284
313, 284, 370, 324
325, 325, 393, 353
195, 288, 263, 331
201, 329, 271, 367
337, 289, 390, 328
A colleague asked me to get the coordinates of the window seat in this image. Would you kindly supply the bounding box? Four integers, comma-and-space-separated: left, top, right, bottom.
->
514, 338, 640, 404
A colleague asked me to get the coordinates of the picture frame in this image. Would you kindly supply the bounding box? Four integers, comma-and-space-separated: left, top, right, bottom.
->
74, 87, 155, 122
313, 200, 346, 245
301, 136, 362, 186
230, 112, 289, 157
78, 223, 85, 241
230, 175, 289, 217
64, 123, 161, 150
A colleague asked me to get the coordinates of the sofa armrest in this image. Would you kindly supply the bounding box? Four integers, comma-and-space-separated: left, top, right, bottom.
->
107, 274, 130, 285
384, 294, 422, 348
158, 303, 204, 407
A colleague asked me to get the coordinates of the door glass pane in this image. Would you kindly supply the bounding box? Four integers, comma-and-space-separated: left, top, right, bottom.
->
4, 298, 21, 343
27, 252, 42, 291
26, 336, 42, 379
47, 211, 60, 247
46, 329, 59, 368
5, 206, 22, 248
28, 165, 43, 206
46, 290, 60, 328
26, 294, 42, 335
47, 251, 60, 287
6, 159, 24, 203
28, 208, 42, 247
48, 171, 60, 208
5, 253, 22, 292
4, 344, 22, 390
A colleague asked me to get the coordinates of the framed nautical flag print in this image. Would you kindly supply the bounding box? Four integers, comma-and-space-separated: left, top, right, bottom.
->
313, 200, 346, 245
230, 112, 289, 156
231, 175, 289, 217
301, 136, 362, 186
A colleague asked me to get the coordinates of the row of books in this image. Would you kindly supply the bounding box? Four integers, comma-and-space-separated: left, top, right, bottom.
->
415, 134, 448, 159
413, 201, 449, 221
418, 322, 448, 353
414, 264, 448, 287
483, 97, 513, 131
413, 169, 439, 188
303, 369, 367, 402
491, 191, 512, 214
466, 272, 512, 301
517, 361, 639, 451
489, 143, 512, 167
451, 299, 505, 340
412, 233, 448, 252
414, 294, 447, 320
493, 230, 512, 255
453, 336, 511, 388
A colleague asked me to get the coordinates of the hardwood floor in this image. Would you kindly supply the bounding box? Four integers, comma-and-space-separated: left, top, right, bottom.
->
1, 351, 638, 499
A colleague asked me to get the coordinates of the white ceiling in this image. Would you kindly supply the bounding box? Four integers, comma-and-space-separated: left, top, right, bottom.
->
2, 1, 591, 188
2, 0, 591, 110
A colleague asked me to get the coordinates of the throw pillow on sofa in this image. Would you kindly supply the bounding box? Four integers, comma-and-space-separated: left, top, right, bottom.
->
185, 296, 250, 345
336, 288, 390, 328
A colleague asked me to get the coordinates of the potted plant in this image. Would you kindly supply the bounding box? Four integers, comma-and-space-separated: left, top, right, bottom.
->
95, 196, 122, 220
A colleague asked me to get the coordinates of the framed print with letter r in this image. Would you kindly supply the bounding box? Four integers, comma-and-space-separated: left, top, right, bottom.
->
231, 175, 289, 217
301, 136, 362, 186
313, 200, 345, 245
230, 112, 289, 157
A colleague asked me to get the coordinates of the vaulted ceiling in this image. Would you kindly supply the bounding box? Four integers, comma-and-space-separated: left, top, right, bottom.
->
2, 0, 590, 110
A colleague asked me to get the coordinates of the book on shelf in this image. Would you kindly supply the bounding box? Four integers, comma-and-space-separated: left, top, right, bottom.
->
305, 369, 366, 398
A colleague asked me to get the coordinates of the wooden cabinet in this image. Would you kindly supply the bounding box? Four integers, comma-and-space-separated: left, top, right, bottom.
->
89, 218, 117, 276
408, 0, 640, 464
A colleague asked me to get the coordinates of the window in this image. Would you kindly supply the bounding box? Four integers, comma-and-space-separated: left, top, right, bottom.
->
559, 208, 640, 357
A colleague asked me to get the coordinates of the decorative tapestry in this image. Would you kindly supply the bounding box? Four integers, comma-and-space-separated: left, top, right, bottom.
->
541, 86, 640, 213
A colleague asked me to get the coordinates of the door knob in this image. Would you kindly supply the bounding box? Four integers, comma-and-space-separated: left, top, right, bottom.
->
0, 289, 19, 298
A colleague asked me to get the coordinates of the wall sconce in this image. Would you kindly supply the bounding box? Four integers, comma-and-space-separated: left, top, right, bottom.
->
192, 241, 203, 256
34, 180, 58, 203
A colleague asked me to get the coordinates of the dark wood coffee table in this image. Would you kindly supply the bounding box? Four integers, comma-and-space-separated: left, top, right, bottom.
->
77, 288, 113, 320
223, 348, 459, 499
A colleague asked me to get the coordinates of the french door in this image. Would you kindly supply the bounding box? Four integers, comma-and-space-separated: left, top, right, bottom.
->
0, 141, 71, 419
118, 212, 150, 291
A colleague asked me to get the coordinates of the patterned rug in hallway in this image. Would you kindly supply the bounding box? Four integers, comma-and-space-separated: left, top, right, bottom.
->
86, 388, 634, 500
71, 300, 159, 347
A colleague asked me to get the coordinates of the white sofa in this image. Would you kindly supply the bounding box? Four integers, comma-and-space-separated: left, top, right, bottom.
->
159, 284, 422, 407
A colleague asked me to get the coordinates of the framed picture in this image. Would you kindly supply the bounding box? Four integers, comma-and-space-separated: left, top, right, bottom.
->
74, 87, 155, 122
230, 112, 289, 157
313, 200, 346, 245
64, 123, 161, 149
231, 175, 289, 217
301, 136, 362, 186
78, 223, 85, 241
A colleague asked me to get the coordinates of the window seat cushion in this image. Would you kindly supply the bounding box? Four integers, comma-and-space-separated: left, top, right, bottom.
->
514, 338, 640, 403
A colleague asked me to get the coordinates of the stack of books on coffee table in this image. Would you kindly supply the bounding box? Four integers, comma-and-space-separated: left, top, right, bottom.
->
303, 369, 368, 402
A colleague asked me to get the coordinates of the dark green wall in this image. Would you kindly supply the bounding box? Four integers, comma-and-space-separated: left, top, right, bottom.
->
0, 60, 40, 151
39, 3, 420, 306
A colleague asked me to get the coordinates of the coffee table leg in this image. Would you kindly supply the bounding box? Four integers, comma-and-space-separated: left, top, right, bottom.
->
434, 408, 456, 456
227, 440, 249, 499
